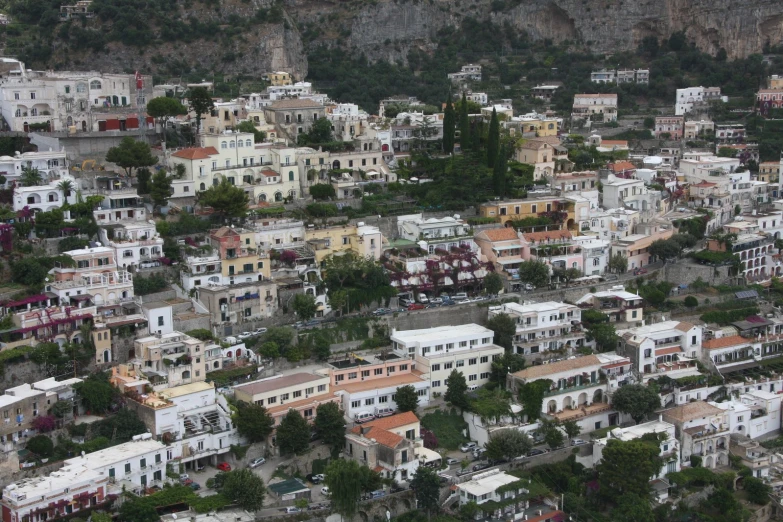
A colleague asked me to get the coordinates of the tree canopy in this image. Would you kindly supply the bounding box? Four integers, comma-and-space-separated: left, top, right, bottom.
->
444, 369, 470, 411
517, 260, 550, 288
221, 469, 267, 511
485, 429, 532, 461
410, 465, 441, 519
233, 402, 274, 443
314, 402, 346, 453
105, 137, 157, 178
147, 96, 187, 130
292, 293, 318, 321
597, 438, 662, 501
237, 120, 267, 143
198, 178, 249, 220
189, 87, 215, 133
395, 384, 419, 414
612, 384, 661, 424
324, 459, 364, 520
276, 409, 310, 455
486, 312, 516, 350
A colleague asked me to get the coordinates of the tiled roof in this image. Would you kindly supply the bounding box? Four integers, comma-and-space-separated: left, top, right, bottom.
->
691, 182, 717, 187
332, 372, 425, 394
357, 411, 419, 431
261, 170, 278, 177
523, 229, 572, 243
520, 140, 551, 150
353, 426, 404, 448
609, 161, 636, 172
601, 140, 628, 146
479, 228, 520, 242
211, 226, 239, 238
675, 322, 695, 332
663, 401, 724, 422
171, 147, 219, 159
234, 373, 323, 397
655, 346, 682, 356
512, 355, 601, 380
702, 335, 751, 351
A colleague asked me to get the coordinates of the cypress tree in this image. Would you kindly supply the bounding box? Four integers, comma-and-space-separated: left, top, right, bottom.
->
459, 92, 470, 151
472, 119, 482, 152
443, 91, 455, 154
493, 144, 507, 197
487, 107, 500, 168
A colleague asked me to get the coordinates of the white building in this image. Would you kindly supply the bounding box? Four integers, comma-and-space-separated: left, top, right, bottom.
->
327, 103, 369, 142
0, 149, 68, 188
67, 436, 167, 489
488, 301, 588, 357
618, 320, 703, 377
390, 324, 504, 394
396, 213, 475, 254
572, 236, 610, 275
571, 94, 618, 123
94, 190, 163, 269
601, 176, 650, 211
252, 218, 305, 251
45, 246, 135, 308
675, 86, 723, 116
712, 390, 782, 439
662, 401, 730, 469
592, 418, 680, 477
448, 64, 482, 83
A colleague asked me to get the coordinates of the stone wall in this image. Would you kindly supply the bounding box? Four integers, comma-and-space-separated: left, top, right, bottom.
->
174, 313, 212, 334
662, 260, 736, 287
136, 288, 178, 304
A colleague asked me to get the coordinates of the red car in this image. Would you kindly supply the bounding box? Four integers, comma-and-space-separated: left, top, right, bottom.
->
407, 303, 426, 311
217, 462, 232, 472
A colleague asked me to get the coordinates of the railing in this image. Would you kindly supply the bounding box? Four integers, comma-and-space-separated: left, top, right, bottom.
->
543, 380, 600, 397
255, 220, 304, 231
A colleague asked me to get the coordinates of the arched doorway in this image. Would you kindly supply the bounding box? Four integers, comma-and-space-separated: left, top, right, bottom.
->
128, 348, 135, 360
182, 371, 191, 380
332, 160, 341, 169
103, 350, 110, 363
578, 392, 588, 406
236, 348, 242, 358
82, 120, 87, 132
547, 400, 556, 413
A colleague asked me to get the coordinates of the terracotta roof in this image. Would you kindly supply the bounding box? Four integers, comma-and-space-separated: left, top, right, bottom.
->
171, 147, 219, 160
520, 140, 552, 150
702, 335, 751, 351
609, 161, 636, 172
601, 140, 628, 146
602, 361, 631, 370
655, 346, 682, 356
269, 99, 324, 109
265, 392, 338, 416
353, 426, 404, 448
479, 228, 520, 242
210, 226, 240, 238
332, 372, 425, 394
357, 411, 419, 431
675, 322, 695, 333
691, 181, 717, 187
261, 170, 278, 177
512, 355, 602, 380
523, 229, 572, 243
662, 401, 724, 423
234, 373, 323, 397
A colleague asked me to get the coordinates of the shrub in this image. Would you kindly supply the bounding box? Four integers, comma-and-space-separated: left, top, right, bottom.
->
683, 296, 698, 308
27, 435, 54, 457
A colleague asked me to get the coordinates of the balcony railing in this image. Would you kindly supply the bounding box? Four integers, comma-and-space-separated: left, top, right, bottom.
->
543, 380, 599, 397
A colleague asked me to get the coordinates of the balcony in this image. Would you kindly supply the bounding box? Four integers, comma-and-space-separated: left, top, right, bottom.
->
543, 380, 600, 397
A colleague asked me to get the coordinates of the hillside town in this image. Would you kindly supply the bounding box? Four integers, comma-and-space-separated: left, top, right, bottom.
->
0, 47, 782, 522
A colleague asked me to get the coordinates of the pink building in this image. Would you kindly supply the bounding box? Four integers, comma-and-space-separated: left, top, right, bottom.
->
521, 229, 584, 274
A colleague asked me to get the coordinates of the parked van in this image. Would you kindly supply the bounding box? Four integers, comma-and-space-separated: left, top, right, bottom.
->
417, 293, 429, 304
354, 412, 375, 424
453, 292, 469, 301
467, 384, 479, 392
375, 407, 395, 418
222, 336, 239, 346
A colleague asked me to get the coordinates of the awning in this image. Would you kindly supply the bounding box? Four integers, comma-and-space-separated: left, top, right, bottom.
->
718, 361, 760, 375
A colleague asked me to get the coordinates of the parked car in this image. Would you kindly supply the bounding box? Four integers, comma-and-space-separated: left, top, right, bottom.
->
453, 292, 469, 302
472, 462, 489, 472
237, 331, 253, 340
222, 336, 239, 345
429, 297, 443, 305
307, 474, 321, 484
372, 308, 390, 316
249, 457, 266, 468
399, 298, 413, 307
182, 478, 193, 486
524, 283, 535, 291
371, 490, 386, 499
633, 267, 648, 275
570, 438, 587, 446
179, 474, 190, 483
313, 474, 325, 482
527, 449, 547, 457
417, 293, 429, 304
321, 486, 331, 496
217, 462, 232, 472
446, 458, 459, 465
253, 327, 268, 335
407, 303, 426, 311
355, 412, 375, 423
460, 441, 478, 452
195, 465, 205, 472
472, 448, 487, 459
285, 507, 301, 514
189, 482, 201, 491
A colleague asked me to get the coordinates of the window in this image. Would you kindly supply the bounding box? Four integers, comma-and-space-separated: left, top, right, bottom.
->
293, 390, 302, 398
480, 372, 490, 379
469, 375, 477, 381
306, 387, 314, 394
157, 317, 164, 326
737, 416, 744, 422
13, 92, 19, 100
289, 171, 294, 181
400, 364, 408, 371
361, 370, 370, 377
140, 458, 147, 468
374, 368, 383, 376
335, 374, 344, 382
379, 396, 388, 403
267, 396, 277, 404
365, 398, 374, 405
469, 358, 477, 365
90, 80, 101, 89
348, 372, 357, 380
456, 360, 465, 367
444, 362, 453, 370
432, 380, 441, 387
431, 364, 441, 371
387, 366, 396, 373
480, 356, 488, 363
416, 389, 427, 396
351, 400, 360, 408
125, 463, 131, 474
317, 384, 326, 392
691, 335, 697, 345
30, 92, 36, 100
459, 341, 467, 347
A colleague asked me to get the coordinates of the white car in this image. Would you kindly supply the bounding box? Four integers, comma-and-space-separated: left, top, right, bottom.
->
253, 327, 268, 336
321, 486, 330, 496
571, 438, 587, 446
237, 332, 253, 340
222, 336, 239, 345
249, 457, 266, 468
285, 507, 301, 514
313, 474, 325, 482
460, 442, 478, 452
446, 458, 459, 465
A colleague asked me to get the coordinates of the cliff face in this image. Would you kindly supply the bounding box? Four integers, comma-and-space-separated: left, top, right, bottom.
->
44, 0, 783, 76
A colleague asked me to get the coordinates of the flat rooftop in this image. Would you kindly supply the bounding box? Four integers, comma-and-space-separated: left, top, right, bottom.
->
333, 372, 426, 394
390, 324, 492, 345
159, 380, 214, 399
65, 439, 165, 469
234, 373, 325, 396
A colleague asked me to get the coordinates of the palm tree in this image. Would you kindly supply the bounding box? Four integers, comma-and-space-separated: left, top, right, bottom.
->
57, 179, 74, 200
20, 166, 43, 187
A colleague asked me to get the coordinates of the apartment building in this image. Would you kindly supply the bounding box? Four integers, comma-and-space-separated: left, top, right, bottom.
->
617, 321, 703, 377
756, 88, 783, 116
575, 285, 643, 323
571, 94, 618, 123
305, 224, 384, 264
94, 189, 163, 269
196, 279, 278, 327
531, 84, 560, 101
345, 412, 423, 481
0, 294, 95, 348
593, 418, 680, 477
479, 195, 589, 228
488, 301, 587, 357
611, 225, 674, 270
474, 227, 525, 289
0, 384, 46, 445
71, 437, 167, 489
45, 246, 134, 309
715, 124, 746, 144
683, 119, 715, 140
662, 401, 730, 469
263, 99, 326, 143
706, 231, 774, 283
676, 86, 723, 116
515, 138, 565, 180
233, 373, 338, 426
252, 218, 305, 251
396, 213, 475, 254
112, 374, 239, 469
448, 64, 482, 82
0, 149, 68, 189
601, 176, 649, 211
713, 391, 782, 440
522, 229, 584, 274
654, 116, 684, 139
209, 226, 270, 286
390, 324, 504, 394
129, 331, 219, 388
572, 235, 611, 275
13, 179, 70, 213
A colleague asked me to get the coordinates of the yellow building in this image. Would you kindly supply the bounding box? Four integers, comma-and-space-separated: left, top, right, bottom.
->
479, 195, 587, 233
516, 116, 559, 137
210, 227, 270, 283
758, 161, 780, 184
305, 224, 385, 264
269, 71, 293, 86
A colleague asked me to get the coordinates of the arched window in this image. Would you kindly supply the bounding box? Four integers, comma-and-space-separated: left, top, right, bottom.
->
593, 258, 600, 266
229, 141, 235, 149
76, 83, 87, 93
246, 139, 252, 147
237, 140, 243, 148
274, 191, 283, 202
200, 183, 206, 191
221, 141, 227, 149
288, 171, 294, 181
227, 177, 235, 185
288, 189, 296, 198
90, 80, 101, 89
258, 194, 267, 202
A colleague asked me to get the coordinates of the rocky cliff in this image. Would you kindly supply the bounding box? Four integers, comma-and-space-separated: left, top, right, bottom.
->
31, 0, 783, 77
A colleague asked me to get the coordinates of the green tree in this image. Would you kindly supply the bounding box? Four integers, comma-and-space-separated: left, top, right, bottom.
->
484, 272, 504, 295
717, 147, 736, 158
442, 92, 455, 154
517, 260, 550, 288
33, 208, 64, 238
119, 499, 159, 522
146, 96, 187, 134
611, 493, 655, 522
136, 168, 152, 194
459, 92, 470, 150
234, 402, 274, 443
492, 143, 507, 196
57, 179, 73, 199
486, 108, 500, 168
489, 353, 525, 389
744, 476, 772, 504
484, 429, 532, 461
485, 312, 516, 350
276, 409, 310, 455
597, 438, 662, 500
189, 87, 215, 135
683, 295, 698, 308
73, 372, 117, 414
199, 178, 249, 220
324, 459, 364, 520
11, 258, 49, 287
20, 166, 43, 186
608, 252, 628, 273
543, 423, 564, 449
27, 434, 53, 457
444, 369, 470, 411
518, 379, 552, 421
394, 384, 419, 414
222, 468, 267, 511
105, 137, 157, 178
91, 513, 113, 522
310, 183, 336, 200
553, 267, 582, 287
612, 384, 661, 424
648, 239, 682, 261
237, 120, 266, 143
292, 293, 318, 321
259, 341, 280, 359
299, 118, 334, 145
587, 323, 619, 352
562, 420, 581, 442
313, 333, 331, 360
314, 402, 346, 453
149, 170, 173, 210
410, 465, 441, 520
